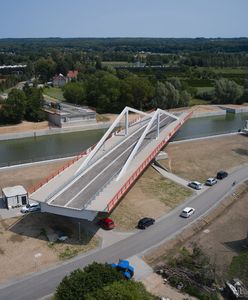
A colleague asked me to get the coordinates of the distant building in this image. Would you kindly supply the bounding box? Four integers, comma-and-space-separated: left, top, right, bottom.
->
44, 102, 96, 128
67, 70, 78, 81
53, 70, 79, 87
52, 73, 68, 87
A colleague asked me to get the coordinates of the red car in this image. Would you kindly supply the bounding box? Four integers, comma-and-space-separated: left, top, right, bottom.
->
98, 218, 115, 230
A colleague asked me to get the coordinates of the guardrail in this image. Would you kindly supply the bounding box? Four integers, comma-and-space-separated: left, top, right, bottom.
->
106, 110, 193, 212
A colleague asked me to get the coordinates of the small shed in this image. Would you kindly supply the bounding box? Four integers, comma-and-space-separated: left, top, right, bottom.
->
2, 185, 28, 209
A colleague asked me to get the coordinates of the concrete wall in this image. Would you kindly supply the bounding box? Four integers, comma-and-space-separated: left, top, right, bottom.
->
40, 202, 98, 221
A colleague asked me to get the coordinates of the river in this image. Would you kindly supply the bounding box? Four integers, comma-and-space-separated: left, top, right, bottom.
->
0, 112, 247, 166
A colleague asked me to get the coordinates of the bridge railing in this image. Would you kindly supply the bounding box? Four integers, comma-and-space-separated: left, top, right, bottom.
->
106, 110, 193, 212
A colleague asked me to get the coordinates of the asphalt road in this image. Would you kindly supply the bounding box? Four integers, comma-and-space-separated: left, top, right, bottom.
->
0, 165, 247, 300
50, 114, 175, 209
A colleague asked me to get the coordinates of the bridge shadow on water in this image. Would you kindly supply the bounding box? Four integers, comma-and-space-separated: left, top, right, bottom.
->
8, 212, 100, 246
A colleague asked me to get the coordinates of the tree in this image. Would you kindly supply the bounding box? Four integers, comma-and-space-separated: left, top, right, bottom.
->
119, 75, 154, 111
24, 87, 45, 122
84, 71, 120, 112
85, 280, 155, 300
0, 89, 26, 124
179, 90, 191, 107
63, 82, 86, 105
35, 57, 55, 82
214, 78, 243, 104
55, 263, 124, 300
152, 81, 179, 109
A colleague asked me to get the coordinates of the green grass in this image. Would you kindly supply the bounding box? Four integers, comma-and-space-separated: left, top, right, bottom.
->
189, 98, 211, 106
43, 87, 65, 101
228, 250, 248, 284
196, 86, 215, 93
59, 246, 79, 260
143, 177, 192, 208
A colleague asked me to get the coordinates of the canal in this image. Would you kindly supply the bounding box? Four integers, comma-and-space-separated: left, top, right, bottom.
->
0, 112, 247, 166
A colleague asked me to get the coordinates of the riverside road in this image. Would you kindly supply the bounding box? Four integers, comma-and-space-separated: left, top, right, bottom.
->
0, 165, 247, 300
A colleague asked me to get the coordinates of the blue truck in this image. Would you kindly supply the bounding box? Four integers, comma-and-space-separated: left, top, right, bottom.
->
111, 259, 134, 279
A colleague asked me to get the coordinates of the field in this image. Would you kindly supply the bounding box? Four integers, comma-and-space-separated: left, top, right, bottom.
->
160, 134, 248, 182
110, 167, 192, 231
43, 87, 65, 101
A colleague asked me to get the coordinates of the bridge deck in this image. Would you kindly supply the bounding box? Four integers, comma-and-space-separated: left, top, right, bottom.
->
31, 109, 190, 216
48, 114, 175, 209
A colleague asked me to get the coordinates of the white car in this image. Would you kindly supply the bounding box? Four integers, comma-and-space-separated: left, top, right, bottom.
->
180, 207, 195, 218
188, 181, 203, 190
21, 202, 40, 213
205, 178, 217, 186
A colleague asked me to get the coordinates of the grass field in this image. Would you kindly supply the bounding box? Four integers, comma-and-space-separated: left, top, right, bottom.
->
43, 87, 65, 101
160, 135, 248, 182
189, 98, 211, 106
196, 86, 214, 93
110, 167, 192, 231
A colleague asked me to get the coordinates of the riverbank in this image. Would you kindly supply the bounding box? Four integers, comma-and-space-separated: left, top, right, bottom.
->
0, 112, 141, 141
0, 104, 247, 141
0, 121, 112, 141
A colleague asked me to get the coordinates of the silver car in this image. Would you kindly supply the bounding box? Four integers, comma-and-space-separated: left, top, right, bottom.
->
188, 181, 203, 190
205, 178, 217, 186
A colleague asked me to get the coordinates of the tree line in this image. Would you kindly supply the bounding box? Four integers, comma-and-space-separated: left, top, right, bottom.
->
62, 70, 192, 113
0, 85, 45, 124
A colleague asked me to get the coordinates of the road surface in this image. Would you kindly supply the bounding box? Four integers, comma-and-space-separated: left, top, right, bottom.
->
0, 165, 247, 300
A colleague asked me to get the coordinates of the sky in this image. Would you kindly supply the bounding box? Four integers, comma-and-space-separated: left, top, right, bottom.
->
0, 0, 248, 38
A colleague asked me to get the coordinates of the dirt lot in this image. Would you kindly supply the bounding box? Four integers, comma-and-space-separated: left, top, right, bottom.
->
0, 121, 49, 134
161, 134, 248, 182
0, 213, 99, 283
110, 166, 192, 231
0, 160, 70, 190
144, 182, 248, 283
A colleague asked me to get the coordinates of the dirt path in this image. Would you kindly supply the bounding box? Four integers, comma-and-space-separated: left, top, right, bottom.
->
0, 121, 49, 134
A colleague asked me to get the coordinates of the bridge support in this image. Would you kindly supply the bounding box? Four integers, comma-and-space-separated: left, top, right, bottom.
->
116, 109, 179, 181
75, 106, 149, 175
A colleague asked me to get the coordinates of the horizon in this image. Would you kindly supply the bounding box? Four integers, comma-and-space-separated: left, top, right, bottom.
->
1, 0, 247, 39
1, 36, 248, 40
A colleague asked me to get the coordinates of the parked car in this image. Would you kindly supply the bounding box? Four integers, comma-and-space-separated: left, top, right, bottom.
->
217, 170, 228, 179
180, 207, 195, 218
98, 218, 115, 230
137, 217, 155, 229
205, 178, 217, 186
188, 181, 203, 190
21, 202, 40, 213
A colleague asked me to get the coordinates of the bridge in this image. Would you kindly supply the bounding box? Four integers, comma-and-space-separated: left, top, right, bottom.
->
29, 107, 193, 220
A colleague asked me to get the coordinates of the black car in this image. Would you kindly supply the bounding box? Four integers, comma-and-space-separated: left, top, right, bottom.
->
137, 217, 155, 229
216, 170, 228, 180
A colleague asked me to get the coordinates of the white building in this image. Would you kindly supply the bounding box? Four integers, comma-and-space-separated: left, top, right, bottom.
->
2, 186, 28, 209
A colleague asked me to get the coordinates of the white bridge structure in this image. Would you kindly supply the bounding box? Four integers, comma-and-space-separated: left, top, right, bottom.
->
29, 107, 193, 220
